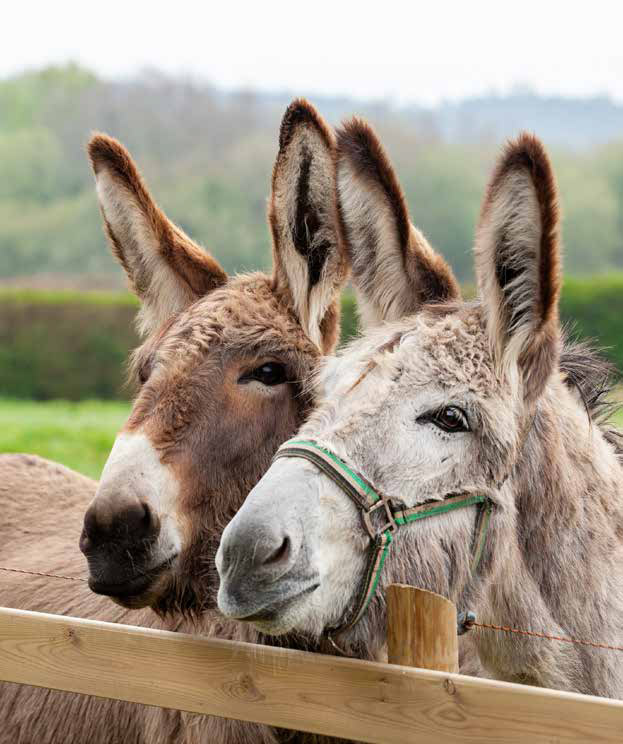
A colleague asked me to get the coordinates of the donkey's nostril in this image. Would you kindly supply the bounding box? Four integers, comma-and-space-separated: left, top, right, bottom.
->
81, 493, 160, 550
217, 519, 298, 585
263, 536, 290, 567
141, 502, 153, 529
83, 504, 99, 540
123, 499, 155, 537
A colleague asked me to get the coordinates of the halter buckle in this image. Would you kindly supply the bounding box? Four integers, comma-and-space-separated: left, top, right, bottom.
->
362, 497, 398, 539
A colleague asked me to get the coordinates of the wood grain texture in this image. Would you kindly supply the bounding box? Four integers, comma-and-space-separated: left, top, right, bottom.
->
387, 584, 459, 672
0, 607, 622, 743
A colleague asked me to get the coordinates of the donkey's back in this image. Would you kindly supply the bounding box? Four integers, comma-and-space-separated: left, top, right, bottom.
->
0, 454, 153, 744
0, 453, 94, 537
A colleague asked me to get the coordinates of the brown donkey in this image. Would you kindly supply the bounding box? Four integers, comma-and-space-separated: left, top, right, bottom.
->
218, 122, 623, 699
0, 100, 364, 743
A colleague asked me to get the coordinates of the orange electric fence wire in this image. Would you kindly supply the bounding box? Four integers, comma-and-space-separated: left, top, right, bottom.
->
0, 566, 87, 583
464, 617, 623, 653
1, 566, 623, 653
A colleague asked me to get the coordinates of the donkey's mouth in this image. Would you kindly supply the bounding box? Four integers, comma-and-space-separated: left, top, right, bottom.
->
228, 582, 320, 628
88, 555, 178, 603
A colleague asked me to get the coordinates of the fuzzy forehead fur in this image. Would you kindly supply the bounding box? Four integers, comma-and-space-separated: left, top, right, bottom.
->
132, 272, 320, 390
318, 303, 500, 403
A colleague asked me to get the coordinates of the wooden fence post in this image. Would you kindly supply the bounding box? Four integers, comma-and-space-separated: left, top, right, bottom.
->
386, 584, 459, 673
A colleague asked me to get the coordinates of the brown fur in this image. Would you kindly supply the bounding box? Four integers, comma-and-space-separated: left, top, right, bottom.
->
0, 454, 150, 743
269, 100, 348, 352
89, 134, 228, 337
337, 118, 411, 250
481, 134, 560, 331
0, 101, 352, 743
336, 118, 460, 328
476, 133, 562, 401
89, 134, 227, 300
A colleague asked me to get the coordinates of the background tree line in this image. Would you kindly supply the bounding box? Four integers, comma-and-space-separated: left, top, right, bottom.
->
2, 64, 623, 287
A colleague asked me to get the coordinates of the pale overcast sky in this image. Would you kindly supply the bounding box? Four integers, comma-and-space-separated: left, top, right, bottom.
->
4, 0, 623, 105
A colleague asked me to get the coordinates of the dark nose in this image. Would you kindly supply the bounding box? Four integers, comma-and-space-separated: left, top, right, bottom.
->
217, 520, 296, 585
80, 492, 160, 554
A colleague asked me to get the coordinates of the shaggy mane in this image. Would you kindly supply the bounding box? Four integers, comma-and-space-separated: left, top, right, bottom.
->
560, 331, 623, 459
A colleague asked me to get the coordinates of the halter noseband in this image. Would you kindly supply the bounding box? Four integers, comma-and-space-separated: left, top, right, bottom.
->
273, 439, 493, 637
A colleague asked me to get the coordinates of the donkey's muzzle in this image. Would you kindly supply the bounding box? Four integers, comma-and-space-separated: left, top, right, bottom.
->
216, 503, 309, 620
79, 491, 163, 601
217, 520, 295, 585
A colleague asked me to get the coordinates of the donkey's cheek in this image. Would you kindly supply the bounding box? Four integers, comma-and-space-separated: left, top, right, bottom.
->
313, 498, 370, 624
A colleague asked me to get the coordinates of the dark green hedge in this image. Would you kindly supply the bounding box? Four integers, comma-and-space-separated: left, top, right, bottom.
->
340, 292, 358, 345
1, 278, 621, 400
560, 276, 623, 371
0, 290, 139, 400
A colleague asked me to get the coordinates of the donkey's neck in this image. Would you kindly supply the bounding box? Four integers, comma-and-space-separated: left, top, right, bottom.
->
478, 378, 623, 697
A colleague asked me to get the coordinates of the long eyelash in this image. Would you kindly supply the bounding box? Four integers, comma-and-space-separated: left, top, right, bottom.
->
418, 407, 470, 431
416, 411, 436, 425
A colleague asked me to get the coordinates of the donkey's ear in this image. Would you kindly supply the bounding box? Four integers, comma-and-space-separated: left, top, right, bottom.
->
336, 118, 460, 330
269, 100, 348, 353
475, 133, 561, 402
88, 134, 227, 336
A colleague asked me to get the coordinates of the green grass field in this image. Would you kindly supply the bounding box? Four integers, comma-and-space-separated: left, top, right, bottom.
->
0, 398, 130, 479
1, 397, 622, 482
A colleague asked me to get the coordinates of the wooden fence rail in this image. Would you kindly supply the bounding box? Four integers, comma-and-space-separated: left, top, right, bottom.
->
0, 605, 622, 743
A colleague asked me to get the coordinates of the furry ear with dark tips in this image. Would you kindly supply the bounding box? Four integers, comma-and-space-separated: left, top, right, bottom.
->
88, 134, 227, 336
269, 99, 348, 352
336, 117, 460, 329
475, 133, 562, 401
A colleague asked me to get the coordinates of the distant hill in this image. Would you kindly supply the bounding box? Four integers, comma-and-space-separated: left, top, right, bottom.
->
431, 92, 623, 149
248, 88, 623, 149
1, 65, 622, 284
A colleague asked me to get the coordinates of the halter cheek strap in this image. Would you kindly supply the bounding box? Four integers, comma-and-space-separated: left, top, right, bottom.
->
273, 439, 493, 636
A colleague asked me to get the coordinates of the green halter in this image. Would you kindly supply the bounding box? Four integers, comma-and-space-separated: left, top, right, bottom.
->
274, 439, 493, 636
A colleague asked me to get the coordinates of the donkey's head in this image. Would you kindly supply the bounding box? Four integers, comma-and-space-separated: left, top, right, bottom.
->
79, 101, 348, 613
217, 121, 567, 640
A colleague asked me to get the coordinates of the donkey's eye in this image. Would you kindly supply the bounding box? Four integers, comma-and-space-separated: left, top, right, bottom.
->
419, 406, 469, 433
430, 406, 469, 433
240, 363, 288, 387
